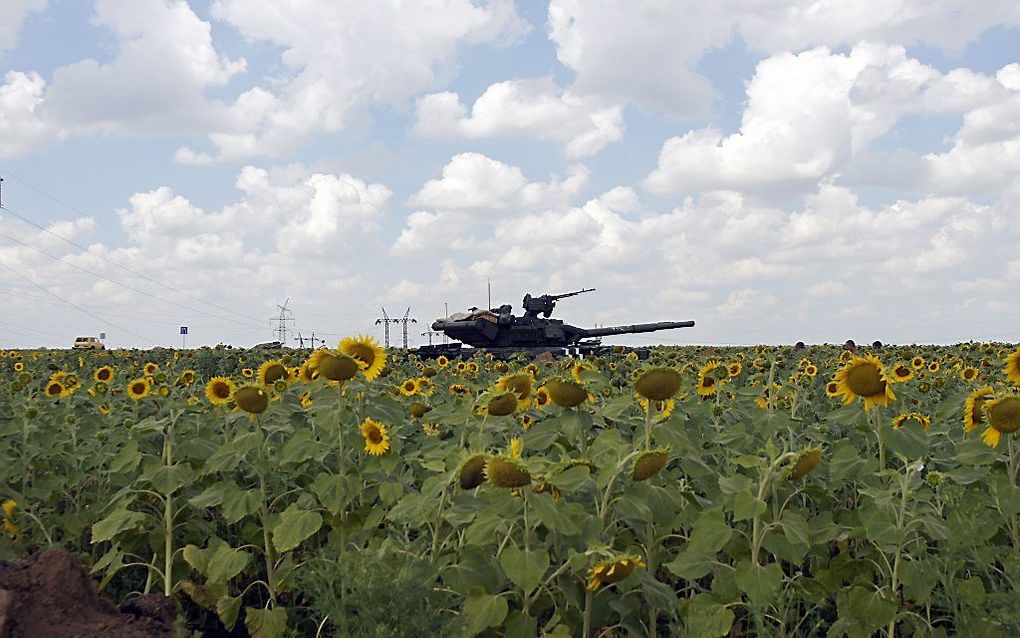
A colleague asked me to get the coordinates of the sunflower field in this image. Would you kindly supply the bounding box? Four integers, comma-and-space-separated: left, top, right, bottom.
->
3, 339, 1020, 637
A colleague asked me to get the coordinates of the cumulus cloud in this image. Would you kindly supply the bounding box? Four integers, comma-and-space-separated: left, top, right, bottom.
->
414, 78, 624, 157
175, 0, 530, 163
45, 0, 244, 133
546, 0, 1020, 116
408, 152, 588, 212
644, 43, 1020, 198
0, 71, 52, 156
0, 0, 46, 53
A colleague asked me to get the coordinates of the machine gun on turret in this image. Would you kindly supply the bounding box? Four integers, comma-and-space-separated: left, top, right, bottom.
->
522, 288, 595, 318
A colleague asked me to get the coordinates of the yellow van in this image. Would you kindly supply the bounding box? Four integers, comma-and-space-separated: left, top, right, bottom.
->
72, 336, 105, 350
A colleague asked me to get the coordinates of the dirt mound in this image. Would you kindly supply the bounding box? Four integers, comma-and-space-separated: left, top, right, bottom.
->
0, 549, 174, 638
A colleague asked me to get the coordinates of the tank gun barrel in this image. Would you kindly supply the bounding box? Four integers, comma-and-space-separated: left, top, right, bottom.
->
581, 320, 695, 339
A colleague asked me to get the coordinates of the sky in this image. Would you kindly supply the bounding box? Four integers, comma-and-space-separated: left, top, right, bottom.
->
0, 0, 1018, 349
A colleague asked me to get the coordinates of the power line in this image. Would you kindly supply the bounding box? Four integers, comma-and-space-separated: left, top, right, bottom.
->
0, 201, 268, 326
0, 228, 267, 330
0, 260, 160, 346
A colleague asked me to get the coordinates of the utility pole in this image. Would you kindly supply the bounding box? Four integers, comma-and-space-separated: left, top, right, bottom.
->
421, 329, 443, 345
399, 307, 417, 349
0, 176, 4, 208
271, 298, 295, 345
375, 307, 399, 348
444, 302, 449, 344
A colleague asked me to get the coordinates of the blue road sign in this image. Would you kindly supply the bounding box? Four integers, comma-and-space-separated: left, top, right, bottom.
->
180, 326, 188, 335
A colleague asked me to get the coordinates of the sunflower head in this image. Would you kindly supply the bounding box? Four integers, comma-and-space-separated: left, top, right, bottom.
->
787, 448, 823, 480
94, 366, 114, 383
410, 402, 430, 419
144, 362, 158, 375
534, 386, 551, 409
436, 355, 450, 368
205, 376, 235, 406
360, 417, 391, 456
960, 366, 979, 382
891, 364, 913, 383
1004, 349, 1020, 385
485, 456, 531, 488
496, 373, 533, 409
486, 392, 519, 417
339, 335, 387, 381
634, 367, 682, 401
543, 378, 589, 407
317, 353, 359, 382
834, 354, 896, 411
633, 450, 670, 481
458, 455, 488, 489
964, 386, 995, 433
586, 556, 645, 591
258, 360, 290, 386
127, 378, 150, 401
45, 381, 66, 398
982, 396, 1020, 448
234, 385, 269, 414
892, 413, 930, 430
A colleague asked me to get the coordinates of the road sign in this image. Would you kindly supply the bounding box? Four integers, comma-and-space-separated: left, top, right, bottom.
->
180, 326, 188, 335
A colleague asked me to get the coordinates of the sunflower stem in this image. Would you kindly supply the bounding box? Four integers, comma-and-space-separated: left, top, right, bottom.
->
873, 408, 886, 470
1009, 438, 1019, 550
886, 461, 914, 638
644, 402, 652, 451
253, 415, 278, 607
582, 588, 594, 638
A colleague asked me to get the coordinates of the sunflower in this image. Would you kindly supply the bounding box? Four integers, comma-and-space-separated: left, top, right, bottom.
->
892, 412, 931, 430
825, 381, 840, 398
890, 363, 914, 383
1, 499, 17, 537
297, 362, 318, 383
178, 370, 196, 386
299, 391, 314, 409
398, 378, 419, 396
1004, 349, 1020, 385
143, 362, 158, 375
509, 437, 523, 459
787, 448, 823, 480
964, 386, 996, 433
258, 359, 289, 386
467, 361, 479, 374
242, 368, 254, 378
636, 396, 677, 420
485, 392, 519, 417
586, 556, 646, 591
436, 355, 450, 368
458, 455, 488, 489
981, 396, 1020, 448
696, 361, 724, 398
911, 356, 925, 370
45, 380, 66, 398
455, 361, 468, 374
449, 383, 470, 397
804, 364, 818, 377
534, 386, 551, 409
205, 376, 236, 406
127, 378, 150, 401
422, 422, 440, 436
484, 456, 531, 488
543, 378, 591, 407
635, 368, 682, 401
633, 450, 670, 481
571, 361, 595, 383
234, 386, 269, 414
339, 335, 387, 381
833, 354, 896, 411
927, 361, 941, 373
14, 361, 24, 372
360, 417, 391, 456
496, 373, 533, 409
959, 366, 979, 382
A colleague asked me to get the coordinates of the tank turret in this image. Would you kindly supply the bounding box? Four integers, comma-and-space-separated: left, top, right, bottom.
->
416, 288, 695, 359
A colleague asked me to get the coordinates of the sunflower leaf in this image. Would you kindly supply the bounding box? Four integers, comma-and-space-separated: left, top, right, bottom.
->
245, 606, 287, 638
271, 504, 323, 553
462, 593, 508, 635
499, 546, 549, 594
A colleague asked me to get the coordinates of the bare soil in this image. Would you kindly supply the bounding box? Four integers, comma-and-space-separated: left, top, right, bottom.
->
0, 549, 174, 638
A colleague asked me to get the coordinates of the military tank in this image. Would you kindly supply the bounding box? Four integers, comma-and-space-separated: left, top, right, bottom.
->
414, 288, 694, 360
